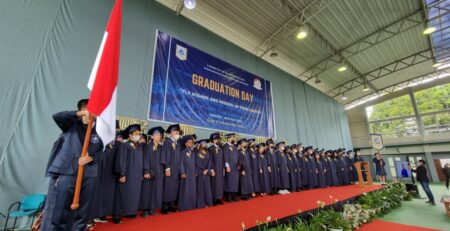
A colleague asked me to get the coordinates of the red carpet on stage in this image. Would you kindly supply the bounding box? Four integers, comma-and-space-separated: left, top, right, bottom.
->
93, 185, 381, 231
360, 220, 443, 231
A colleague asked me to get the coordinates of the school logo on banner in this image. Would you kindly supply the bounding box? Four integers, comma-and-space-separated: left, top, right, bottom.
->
253, 78, 262, 90
176, 44, 187, 61
370, 133, 384, 150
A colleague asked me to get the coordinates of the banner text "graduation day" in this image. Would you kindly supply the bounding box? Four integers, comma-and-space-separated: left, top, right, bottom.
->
191, 74, 254, 103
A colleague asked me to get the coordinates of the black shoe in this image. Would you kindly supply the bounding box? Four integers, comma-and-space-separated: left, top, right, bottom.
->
431, 202, 436, 206
425, 200, 432, 204
148, 209, 156, 215
125, 214, 137, 219
142, 210, 149, 218
169, 206, 177, 212
112, 216, 122, 224
241, 195, 249, 200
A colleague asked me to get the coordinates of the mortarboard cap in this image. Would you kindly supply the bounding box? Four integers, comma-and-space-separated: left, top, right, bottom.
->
124, 124, 141, 139
209, 132, 221, 141
148, 126, 165, 136
166, 124, 181, 133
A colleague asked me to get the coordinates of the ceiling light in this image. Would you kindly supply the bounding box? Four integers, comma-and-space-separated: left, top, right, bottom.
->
338, 66, 347, 72
362, 84, 370, 91
296, 28, 307, 39
184, 0, 196, 10
432, 62, 442, 67
423, 27, 436, 35
341, 94, 347, 100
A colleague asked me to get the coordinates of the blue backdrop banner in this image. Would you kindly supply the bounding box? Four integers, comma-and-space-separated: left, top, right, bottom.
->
149, 31, 275, 138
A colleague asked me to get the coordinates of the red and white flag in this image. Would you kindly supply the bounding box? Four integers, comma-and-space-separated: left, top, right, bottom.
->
87, 0, 122, 146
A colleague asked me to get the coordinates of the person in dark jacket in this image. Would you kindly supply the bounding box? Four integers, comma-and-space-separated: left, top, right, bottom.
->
410, 160, 435, 205
443, 162, 450, 189
373, 153, 386, 185
42, 99, 104, 231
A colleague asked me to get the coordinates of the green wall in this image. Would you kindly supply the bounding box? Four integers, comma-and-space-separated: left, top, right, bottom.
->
0, 0, 352, 221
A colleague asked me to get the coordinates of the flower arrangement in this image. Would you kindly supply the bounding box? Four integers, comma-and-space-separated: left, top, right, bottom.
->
252, 182, 411, 231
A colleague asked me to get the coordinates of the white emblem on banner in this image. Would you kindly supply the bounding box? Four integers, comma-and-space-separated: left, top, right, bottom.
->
176, 44, 187, 61
370, 133, 384, 150
253, 78, 262, 90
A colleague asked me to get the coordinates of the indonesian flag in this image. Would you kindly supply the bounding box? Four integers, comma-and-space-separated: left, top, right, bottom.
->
87, 0, 122, 146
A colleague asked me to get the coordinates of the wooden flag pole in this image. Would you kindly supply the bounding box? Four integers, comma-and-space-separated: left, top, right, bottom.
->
71, 113, 94, 210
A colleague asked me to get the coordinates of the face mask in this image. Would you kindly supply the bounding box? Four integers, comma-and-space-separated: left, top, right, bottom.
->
130, 135, 140, 143
172, 134, 180, 140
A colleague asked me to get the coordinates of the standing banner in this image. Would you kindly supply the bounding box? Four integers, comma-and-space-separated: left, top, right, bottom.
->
370, 133, 384, 150
148, 31, 276, 138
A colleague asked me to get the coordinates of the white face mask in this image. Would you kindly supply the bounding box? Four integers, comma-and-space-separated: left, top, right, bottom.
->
172, 134, 180, 140
130, 135, 140, 143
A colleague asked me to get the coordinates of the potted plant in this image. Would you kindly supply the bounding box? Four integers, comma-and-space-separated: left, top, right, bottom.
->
310, 209, 351, 231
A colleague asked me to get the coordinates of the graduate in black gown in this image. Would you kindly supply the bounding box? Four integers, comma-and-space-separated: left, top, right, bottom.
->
306, 147, 318, 188
337, 150, 350, 185
209, 132, 224, 205
327, 151, 340, 186
291, 144, 302, 191
286, 146, 297, 192
238, 138, 254, 200
265, 139, 279, 194
321, 151, 333, 187
140, 126, 165, 217
247, 139, 260, 196
161, 124, 182, 214
345, 150, 355, 184
113, 124, 145, 224
195, 139, 213, 208
276, 142, 290, 193
257, 143, 271, 196
223, 133, 239, 202
90, 126, 122, 223
299, 147, 309, 189
315, 152, 327, 188
178, 135, 197, 211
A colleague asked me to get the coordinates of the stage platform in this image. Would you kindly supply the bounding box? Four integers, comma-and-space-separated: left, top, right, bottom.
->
93, 184, 382, 231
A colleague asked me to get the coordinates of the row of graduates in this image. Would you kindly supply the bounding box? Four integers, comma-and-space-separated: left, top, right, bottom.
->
88, 123, 366, 224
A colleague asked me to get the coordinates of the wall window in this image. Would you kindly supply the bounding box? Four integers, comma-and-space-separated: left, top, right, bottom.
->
366, 95, 418, 138
414, 83, 450, 134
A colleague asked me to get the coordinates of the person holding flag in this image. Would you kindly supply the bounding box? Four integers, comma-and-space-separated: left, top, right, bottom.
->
41, 99, 104, 230
41, 0, 122, 229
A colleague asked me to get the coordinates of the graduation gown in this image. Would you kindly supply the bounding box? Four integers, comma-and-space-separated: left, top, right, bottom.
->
299, 155, 309, 187
179, 148, 196, 211
196, 151, 213, 208
114, 142, 144, 216
328, 158, 340, 186
266, 148, 280, 189
337, 157, 350, 185
223, 143, 239, 193
323, 158, 333, 187
345, 156, 355, 183
287, 155, 297, 192
161, 138, 182, 202
239, 149, 254, 195
90, 141, 119, 218
249, 149, 260, 193
209, 144, 224, 200
276, 150, 290, 189
306, 156, 318, 188
140, 142, 164, 210
293, 153, 302, 189
258, 153, 271, 193
316, 159, 327, 188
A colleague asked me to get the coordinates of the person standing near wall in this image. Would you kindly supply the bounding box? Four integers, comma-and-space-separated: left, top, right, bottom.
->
409, 160, 436, 205
373, 153, 386, 185
443, 162, 450, 190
